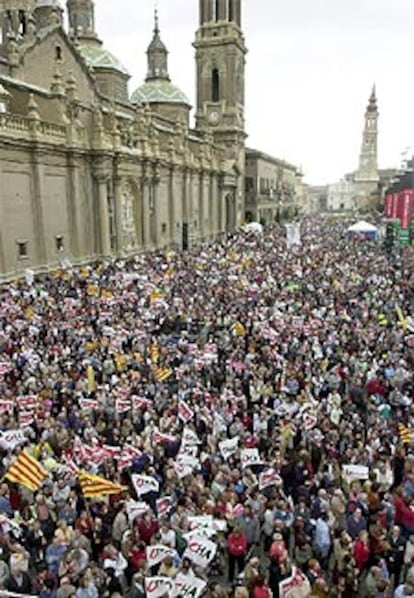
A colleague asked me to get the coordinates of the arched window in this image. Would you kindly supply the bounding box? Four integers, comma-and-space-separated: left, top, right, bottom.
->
18, 10, 26, 36
212, 68, 220, 102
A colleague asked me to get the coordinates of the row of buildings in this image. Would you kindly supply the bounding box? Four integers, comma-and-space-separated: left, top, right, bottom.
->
0, 0, 305, 279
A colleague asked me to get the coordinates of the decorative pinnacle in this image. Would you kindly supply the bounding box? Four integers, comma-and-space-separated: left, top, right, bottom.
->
154, 5, 159, 34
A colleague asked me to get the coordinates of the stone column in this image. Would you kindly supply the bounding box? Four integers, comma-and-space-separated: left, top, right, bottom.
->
113, 176, 124, 254
233, 0, 241, 25
66, 153, 80, 258
168, 167, 175, 247
96, 175, 111, 256
152, 171, 161, 248
217, 0, 227, 20
198, 172, 205, 239
31, 153, 47, 266
209, 173, 215, 237
141, 174, 152, 250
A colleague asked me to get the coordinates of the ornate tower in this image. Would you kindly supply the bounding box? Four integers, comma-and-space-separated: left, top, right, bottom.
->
66, 0, 97, 41
194, 0, 247, 229
146, 8, 169, 81
194, 0, 246, 141
355, 86, 379, 182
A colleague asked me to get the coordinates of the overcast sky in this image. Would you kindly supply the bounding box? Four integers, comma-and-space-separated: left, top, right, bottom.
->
95, 0, 414, 185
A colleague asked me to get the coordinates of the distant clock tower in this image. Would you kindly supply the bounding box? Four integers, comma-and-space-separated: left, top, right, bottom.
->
194, 0, 247, 229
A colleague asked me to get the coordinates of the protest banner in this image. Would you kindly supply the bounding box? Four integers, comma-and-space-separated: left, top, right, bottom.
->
131, 474, 160, 496
341, 464, 369, 483
173, 574, 206, 598
241, 448, 263, 469
279, 566, 311, 597
146, 545, 177, 568
126, 500, 150, 524
219, 436, 239, 460
183, 532, 217, 568
145, 577, 175, 598
259, 468, 283, 490
178, 400, 194, 423
0, 429, 26, 451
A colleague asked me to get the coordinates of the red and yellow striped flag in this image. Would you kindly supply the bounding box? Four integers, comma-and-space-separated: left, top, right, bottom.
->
78, 471, 127, 498
150, 344, 160, 363
154, 366, 173, 383
5, 451, 48, 491
398, 423, 413, 444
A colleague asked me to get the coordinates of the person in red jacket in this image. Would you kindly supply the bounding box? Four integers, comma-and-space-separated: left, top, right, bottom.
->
353, 530, 371, 571
252, 573, 271, 598
394, 490, 414, 535
137, 512, 159, 545
227, 525, 248, 582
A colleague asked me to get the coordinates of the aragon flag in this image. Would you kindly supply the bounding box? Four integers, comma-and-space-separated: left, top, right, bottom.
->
78, 470, 127, 498
5, 450, 48, 491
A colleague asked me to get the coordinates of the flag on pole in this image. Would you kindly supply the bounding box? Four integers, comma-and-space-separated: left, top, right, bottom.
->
154, 366, 173, 382
398, 423, 413, 444
5, 451, 48, 491
78, 471, 127, 498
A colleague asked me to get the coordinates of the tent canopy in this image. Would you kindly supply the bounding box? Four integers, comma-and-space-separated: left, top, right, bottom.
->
347, 220, 378, 233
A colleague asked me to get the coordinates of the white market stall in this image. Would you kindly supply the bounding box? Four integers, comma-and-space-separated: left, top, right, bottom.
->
347, 220, 378, 241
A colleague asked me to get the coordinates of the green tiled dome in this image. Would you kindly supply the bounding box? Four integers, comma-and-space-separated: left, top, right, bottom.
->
131, 80, 190, 106
78, 44, 129, 76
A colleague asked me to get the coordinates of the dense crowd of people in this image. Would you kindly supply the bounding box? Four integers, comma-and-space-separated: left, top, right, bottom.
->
0, 218, 413, 597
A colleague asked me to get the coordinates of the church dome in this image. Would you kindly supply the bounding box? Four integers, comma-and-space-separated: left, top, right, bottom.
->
131, 79, 190, 106
78, 43, 129, 76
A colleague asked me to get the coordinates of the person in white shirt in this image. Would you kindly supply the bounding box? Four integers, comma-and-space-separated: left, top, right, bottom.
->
159, 521, 176, 549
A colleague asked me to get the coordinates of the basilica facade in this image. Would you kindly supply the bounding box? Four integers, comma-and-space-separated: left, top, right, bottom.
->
0, 0, 246, 278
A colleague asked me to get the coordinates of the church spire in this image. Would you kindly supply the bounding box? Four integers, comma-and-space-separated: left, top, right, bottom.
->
146, 7, 169, 81
355, 85, 379, 182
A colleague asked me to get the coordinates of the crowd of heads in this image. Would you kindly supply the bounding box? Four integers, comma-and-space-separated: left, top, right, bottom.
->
0, 218, 414, 597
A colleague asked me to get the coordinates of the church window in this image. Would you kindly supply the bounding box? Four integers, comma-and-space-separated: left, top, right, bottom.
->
55, 235, 64, 252
18, 10, 26, 36
215, 0, 220, 21
161, 223, 167, 234
212, 68, 220, 102
16, 240, 28, 259
55, 46, 62, 61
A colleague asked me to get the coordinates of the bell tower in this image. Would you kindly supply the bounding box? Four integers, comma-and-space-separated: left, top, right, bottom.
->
355, 85, 379, 182
194, 0, 246, 143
